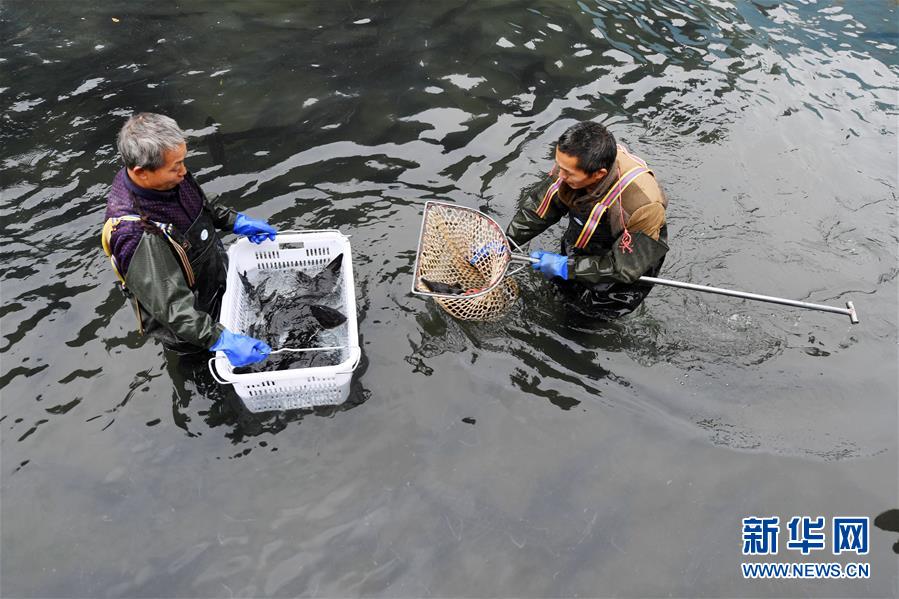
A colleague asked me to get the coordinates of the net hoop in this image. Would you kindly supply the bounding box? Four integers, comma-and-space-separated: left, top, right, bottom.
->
411, 201, 523, 321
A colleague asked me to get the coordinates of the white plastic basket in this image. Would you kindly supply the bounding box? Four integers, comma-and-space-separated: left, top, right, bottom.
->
209, 230, 361, 412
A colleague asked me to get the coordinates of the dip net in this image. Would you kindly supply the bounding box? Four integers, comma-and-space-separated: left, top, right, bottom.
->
411, 201, 523, 321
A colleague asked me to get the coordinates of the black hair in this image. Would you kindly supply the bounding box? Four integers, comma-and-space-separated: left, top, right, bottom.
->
556, 121, 617, 174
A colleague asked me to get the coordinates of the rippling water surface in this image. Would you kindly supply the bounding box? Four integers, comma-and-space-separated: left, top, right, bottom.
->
2, 1, 897, 596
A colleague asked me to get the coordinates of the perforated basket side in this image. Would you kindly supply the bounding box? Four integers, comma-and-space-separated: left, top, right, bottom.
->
233, 372, 352, 412
252, 242, 337, 271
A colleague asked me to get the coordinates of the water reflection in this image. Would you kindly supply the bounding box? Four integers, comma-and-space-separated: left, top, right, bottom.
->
163, 348, 371, 444
874, 509, 899, 555
1, 0, 897, 595
0, 0, 893, 453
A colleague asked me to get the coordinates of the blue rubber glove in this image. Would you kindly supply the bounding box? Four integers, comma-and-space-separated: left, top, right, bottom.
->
233, 213, 277, 244
210, 329, 271, 366
469, 240, 507, 265
530, 250, 569, 280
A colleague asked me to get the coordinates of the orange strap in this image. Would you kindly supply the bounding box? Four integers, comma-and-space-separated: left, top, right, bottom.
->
536, 176, 564, 218
573, 166, 651, 249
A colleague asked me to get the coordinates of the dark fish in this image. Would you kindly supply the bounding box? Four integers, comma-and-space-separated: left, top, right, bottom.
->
235, 300, 345, 375
256, 279, 277, 308
254, 269, 302, 309
420, 277, 465, 295
249, 256, 343, 308
238, 270, 254, 296
239, 271, 267, 336
262, 296, 347, 347
234, 348, 342, 374
263, 301, 316, 346
234, 260, 348, 373
306, 253, 343, 297
294, 270, 314, 287
310, 304, 347, 328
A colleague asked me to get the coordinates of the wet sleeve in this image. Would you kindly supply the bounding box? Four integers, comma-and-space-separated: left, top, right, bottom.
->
124, 235, 224, 348
505, 184, 567, 247
204, 192, 238, 231
569, 231, 669, 285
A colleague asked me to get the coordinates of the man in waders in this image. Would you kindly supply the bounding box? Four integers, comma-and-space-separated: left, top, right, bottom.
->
506, 121, 669, 319
101, 112, 275, 366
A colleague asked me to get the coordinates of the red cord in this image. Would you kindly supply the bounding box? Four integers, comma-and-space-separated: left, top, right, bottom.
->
619, 228, 633, 253
615, 165, 634, 253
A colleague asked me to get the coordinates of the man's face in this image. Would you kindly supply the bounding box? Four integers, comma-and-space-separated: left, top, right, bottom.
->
554, 147, 608, 189
131, 143, 187, 191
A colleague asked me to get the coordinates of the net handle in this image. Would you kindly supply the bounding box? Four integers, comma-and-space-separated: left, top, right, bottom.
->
506, 241, 536, 276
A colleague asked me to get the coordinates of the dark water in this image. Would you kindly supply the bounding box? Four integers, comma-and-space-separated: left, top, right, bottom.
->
2, 1, 897, 596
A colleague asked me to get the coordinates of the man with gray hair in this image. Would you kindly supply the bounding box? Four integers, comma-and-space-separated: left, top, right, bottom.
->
102, 112, 276, 366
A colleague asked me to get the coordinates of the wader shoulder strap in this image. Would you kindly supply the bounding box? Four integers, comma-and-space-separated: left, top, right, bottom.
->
536, 176, 564, 218
101, 215, 196, 288
574, 166, 651, 249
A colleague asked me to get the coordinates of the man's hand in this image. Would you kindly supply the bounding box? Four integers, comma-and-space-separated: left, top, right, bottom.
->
210, 329, 271, 366
530, 250, 569, 280
234, 213, 277, 244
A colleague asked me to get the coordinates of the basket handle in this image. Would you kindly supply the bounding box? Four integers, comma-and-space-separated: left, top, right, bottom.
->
339, 347, 362, 374
207, 346, 361, 383
276, 229, 350, 237
269, 345, 344, 354
208, 357, 233, 385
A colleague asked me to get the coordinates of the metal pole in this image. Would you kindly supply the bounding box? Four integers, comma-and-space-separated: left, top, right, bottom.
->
639, 276, 858, 324
511, 253, 858, 323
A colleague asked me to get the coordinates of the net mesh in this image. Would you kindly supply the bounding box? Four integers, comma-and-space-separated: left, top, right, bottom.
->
412, 202, 519, 321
